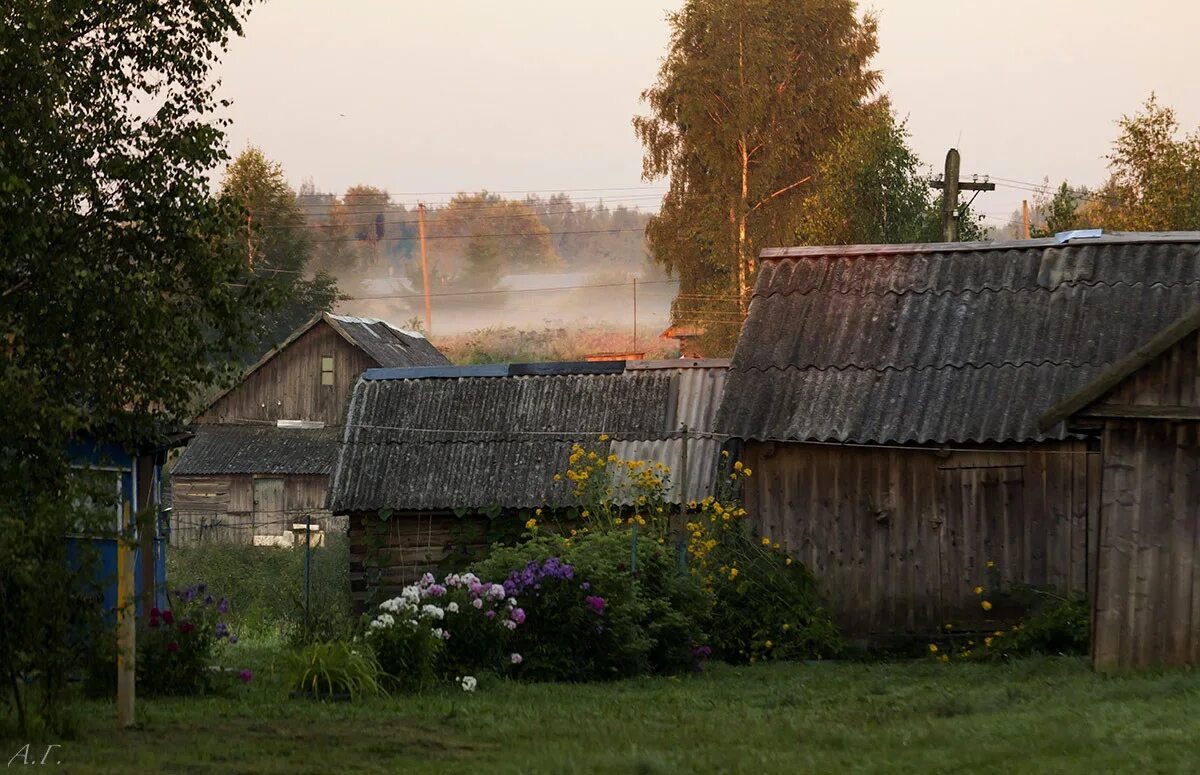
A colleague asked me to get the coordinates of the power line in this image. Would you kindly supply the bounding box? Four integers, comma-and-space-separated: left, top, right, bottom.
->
341, 278, 677, 302
305, 227, 648, 245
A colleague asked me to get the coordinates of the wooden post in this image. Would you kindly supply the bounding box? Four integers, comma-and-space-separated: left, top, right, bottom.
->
940, 149, 961, 242
632, 277, 638, 353
117, 501, 135, 728
417, 203, 432, 334
677, 424, 689, 574
1022, 199, 1031, 239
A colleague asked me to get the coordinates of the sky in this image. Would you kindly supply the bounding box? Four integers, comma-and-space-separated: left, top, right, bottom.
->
214, 0, 1200, 233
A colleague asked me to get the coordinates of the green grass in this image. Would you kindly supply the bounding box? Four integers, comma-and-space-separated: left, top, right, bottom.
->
28, 648, 1200, 774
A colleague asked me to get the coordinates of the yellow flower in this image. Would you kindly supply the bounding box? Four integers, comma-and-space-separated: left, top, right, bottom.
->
581, 509, 589, 518
599, 434, 610, 442
535, 508, 543, 516
525, 518, 537, 529
764, 640, 774, 649
939, 654, 949, 663
553, 473, 562, 482
773, 542, 780, 550
615, 517, 623, 525
570, 529, 577, 537
734, 461, 744, 471
729, 568, 739, 579
721, 450, 730, 458
993, 630, 1003, 637
981, 600, 993, 611
782, 623, 790, 631
986, 560, 995, 568
984, 637, 994, 647
761, 537, 770, 546
563, 539, 572, 548
973, 586, 983, 595
785, 558, 793, 566
929, 643, 939, 653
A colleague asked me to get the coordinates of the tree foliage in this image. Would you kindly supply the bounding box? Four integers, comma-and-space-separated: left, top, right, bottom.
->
0, 0, 269, 732
1091, 95, 1200, 231
220, 149, 339, 358
635, 0, 880, 352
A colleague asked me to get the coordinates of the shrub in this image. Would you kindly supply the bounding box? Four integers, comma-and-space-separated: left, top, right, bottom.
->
473, 531, 709, 680
136, 582, 248, 696
364, 572, 520, 690
285, 641, 382, 700
166, 532, 353, 642
695, 522, 842, 663
1002, 594, 1090, 656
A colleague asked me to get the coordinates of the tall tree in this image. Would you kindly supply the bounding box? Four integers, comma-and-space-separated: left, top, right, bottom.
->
427, 192, 559, 288
221, 148, 339, 356
1, 0, 272, 731
1029, 182, 1090, 238
1091, 95, 1200, 231
796, 102, 934, 245
634, 0, 880, 351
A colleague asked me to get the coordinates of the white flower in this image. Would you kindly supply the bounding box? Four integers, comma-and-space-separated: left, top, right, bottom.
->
507, 597, 517, 608
489, 584, 506, 600
502, 619, 517, 630
446, 602, 459, 614
510, 652, 523, 665
471, 598, 484, 609
421, 604, 445, 620
460, 675, 477, 693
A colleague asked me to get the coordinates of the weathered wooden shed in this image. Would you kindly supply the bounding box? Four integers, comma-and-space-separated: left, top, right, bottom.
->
170, 313, 449, 545
1040, 304, 1200, 669
715, 232, 1200, 641
329, 359, 729, 607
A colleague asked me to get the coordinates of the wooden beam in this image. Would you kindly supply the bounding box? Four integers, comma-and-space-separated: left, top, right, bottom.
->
1081, 405, 1200, 421
1038, 304, 1200, 430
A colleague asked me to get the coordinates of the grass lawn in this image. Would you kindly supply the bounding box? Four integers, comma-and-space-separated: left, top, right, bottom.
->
35, 644, 1200, 774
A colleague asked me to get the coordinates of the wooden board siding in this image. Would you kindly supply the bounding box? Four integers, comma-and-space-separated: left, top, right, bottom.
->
1092, 420, 1200, 670
1087, 329, 1200, 412
347, 512, 490, 609
743, 441, 1098, 640
199, 321, 378, 426
170, 474, 335, 545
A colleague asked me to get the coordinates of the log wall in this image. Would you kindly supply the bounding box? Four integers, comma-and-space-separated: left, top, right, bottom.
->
170, 474, 338, 545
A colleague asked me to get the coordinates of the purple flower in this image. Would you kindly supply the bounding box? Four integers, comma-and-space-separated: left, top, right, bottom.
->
511, 608, 526, 625
196, 582, 207, 595
203, 594, 214, 606
585, 596, 606, 615
217, 597, 230, 614
228, 634, 239, 645
485, 610, 496, 620
215, 622, 230, 639
427, 584, 446, 598
580, 582, 590, 591
238, 669, 253, 684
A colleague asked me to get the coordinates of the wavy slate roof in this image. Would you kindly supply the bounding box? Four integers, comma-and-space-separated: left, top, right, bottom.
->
172, 425, 340, 476
330, 360, 729, 512
325, 314, 449, 368
716, 233, 1200, 445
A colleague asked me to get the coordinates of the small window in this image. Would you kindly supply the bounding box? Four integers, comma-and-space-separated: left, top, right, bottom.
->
320, 355, 334, 386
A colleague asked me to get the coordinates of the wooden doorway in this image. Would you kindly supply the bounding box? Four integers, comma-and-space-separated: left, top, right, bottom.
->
252, 477, 285, 537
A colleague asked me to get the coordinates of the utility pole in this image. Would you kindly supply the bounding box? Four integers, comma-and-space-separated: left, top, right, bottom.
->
417, 203, 432, 334
1022, 199, 1031, 239
930, 149, 995, 242
632, 277, 638, 353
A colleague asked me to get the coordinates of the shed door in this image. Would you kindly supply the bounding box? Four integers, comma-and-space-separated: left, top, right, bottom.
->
937, 464, 1025, 623
252, 477, 285, 535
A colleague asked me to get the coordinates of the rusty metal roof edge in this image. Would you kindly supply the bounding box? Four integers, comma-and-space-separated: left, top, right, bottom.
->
759, 231, 1200, 261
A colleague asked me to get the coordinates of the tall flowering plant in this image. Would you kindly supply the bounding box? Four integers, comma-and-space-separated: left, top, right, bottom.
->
137, 582, 249, 696
365, 572, 523, 690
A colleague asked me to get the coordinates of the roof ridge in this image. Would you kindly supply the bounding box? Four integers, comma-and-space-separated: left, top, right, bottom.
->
758, 231, 1200, 261
728, 359, 1115, 376
752, 278, 1200, 303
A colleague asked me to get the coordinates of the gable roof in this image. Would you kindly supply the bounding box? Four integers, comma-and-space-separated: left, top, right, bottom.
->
716, 232, 1200, 445
203, 312, 449, 413
172, 425, 340, 476
329, 359, 729, 512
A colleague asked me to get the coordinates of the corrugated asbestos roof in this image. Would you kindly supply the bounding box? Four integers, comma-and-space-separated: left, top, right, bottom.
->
325, 314, 450, 368
716, 233, 1200, 444
330, 360, 729, 512
172, 425, 340, 476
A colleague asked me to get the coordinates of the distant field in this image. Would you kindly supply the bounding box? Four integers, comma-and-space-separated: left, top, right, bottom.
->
52, 649, 1200, 774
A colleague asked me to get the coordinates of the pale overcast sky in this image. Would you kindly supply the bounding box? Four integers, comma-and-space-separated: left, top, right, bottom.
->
215, 0, 1200, 231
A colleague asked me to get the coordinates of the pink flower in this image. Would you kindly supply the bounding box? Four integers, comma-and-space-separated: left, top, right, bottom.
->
510, 653, 523, 665
238, 669, 253, 684
472, 598, 483, 609
162, 610, 175, 625
166, 641, 180, 653
179, 621, 195, 634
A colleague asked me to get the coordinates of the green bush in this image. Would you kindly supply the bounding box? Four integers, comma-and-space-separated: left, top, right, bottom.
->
284, 641, 382, 701
136, 583, 249, 696
364, 612, 444, 692
472, 531, 709, 680
696, 522, 842, 663
993, 593, 1090, 658
166, 532, 352, 642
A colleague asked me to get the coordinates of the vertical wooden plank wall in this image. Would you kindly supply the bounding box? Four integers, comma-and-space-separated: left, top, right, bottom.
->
170, 474, 334, 545
1093, 420, 1200, 670
744, 440, 1097, 640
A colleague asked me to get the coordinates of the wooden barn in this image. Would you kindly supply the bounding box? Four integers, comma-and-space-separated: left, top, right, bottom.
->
1040, 304, 1200, 669
170, 313, 449, 545
329, 359, 729, 607
715, 232, 1200, 644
